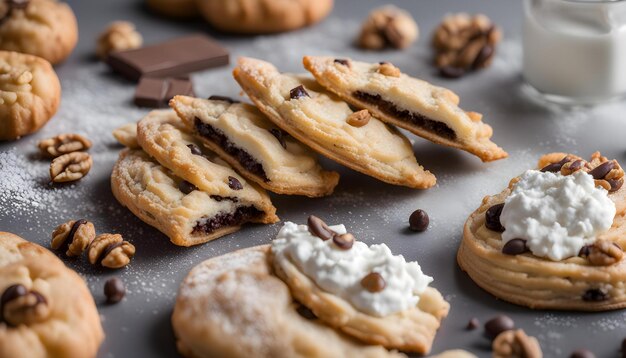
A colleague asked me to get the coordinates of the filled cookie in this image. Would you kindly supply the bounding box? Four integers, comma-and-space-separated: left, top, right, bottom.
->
195, 0, 333, 34
0, 51, 60, 140
0, 0, 78, 64
172, 244, 403, 358
303, 56, 507, 162
170, 95, 340, 197
233, 57, 436, 189
458, 152, 626, 310
0, 232, 104, 358
271, 218, 450, 354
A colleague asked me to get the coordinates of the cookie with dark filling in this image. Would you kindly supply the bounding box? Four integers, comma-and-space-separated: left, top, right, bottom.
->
303, 56, 507, 162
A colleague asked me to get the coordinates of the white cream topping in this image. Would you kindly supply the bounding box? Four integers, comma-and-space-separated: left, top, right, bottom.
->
272, 221, 433, 317
501, 170, 616, 261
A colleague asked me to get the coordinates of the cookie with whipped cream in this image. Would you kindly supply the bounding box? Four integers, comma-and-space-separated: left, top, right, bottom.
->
172, 245, 404, 358
303, 56, 507, 162
233, 57, 436, 189
458, 152, 626, 310
0, 232, 104, 357
271, 218, 450, 354
170, 95, 340, 197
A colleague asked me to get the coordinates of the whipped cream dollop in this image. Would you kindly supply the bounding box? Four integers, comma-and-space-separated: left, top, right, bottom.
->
500, 170, 616, 261
272, 221, 433, 317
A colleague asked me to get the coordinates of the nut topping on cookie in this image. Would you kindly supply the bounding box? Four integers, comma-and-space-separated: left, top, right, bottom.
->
307, 215, 335, 241
332, 233, 355, 250
492, 329, 542, 358
88, 234, 135, 269
227, 176, 243, 190
50, 152, 93, 183
346, 109, 371, 127
51, 219, 96, 257
540, 155, 570, 173
377, 62, 401, 77
38, 133, 92, 158
1, 284, 50, 326
579, 241, 623, 266
289, 85, 310, 100
361, 272, 386, 293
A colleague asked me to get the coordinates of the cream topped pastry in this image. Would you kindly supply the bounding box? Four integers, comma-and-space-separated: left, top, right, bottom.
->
501, 170, 616, 261
272, 220, 433, 317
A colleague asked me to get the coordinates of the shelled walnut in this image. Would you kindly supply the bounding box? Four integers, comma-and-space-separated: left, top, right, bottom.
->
96, 21, 143, 59
88, 234, 135, 269
358, 6, 418, 50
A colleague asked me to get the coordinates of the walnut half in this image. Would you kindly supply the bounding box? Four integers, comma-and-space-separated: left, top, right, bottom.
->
492, 329, 542, 358
88, 234, 135, 269
358, 6, 418, 50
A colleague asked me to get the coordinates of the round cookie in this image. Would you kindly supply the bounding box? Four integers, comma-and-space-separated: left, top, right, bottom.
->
145, 0, 197, 19
0, 232, 104, 358
196, 0, 334, 34
0, 0, 78, 64
0, 51, 61, 140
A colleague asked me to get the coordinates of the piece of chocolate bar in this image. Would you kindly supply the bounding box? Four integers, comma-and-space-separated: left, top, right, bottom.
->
106, 34, 229, 81
134, 77, 195, 108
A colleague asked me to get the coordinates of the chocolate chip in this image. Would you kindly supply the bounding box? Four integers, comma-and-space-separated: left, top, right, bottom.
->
409, 209, 429, 232
178, 180, 198, 194
187, 144, 202, 156
332, 233, 355, 250
269, 128, 287, 149
540, 156, 569, 173
485, 203, 505, 232
579, 245, 592, 257
466, 317, 479, 330
295, 304, 317, 320
289, 85, 310, 100
569, 160, 584, 172
361, 272, 386, 293
104, 277, 126, 304
589, 161, 615, 179
334, 59, 350, 67
9, 0, 30, 10
472, 44, 494, 69
502, 239, 528, 255
608, 178, 624, 192
228, 176, 243, 190
439, 66, 465, 78
484, 315, 515, 339
570, 349, 596, 358
1, 284, 27, 308
307, 215, 335, 241
582, 288, 607, 302
208, 95, 239, 103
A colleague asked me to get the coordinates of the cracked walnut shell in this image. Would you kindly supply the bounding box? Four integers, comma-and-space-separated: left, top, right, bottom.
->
88, 234, 135, 269
358, 6, 418, 50
50, 219, 95, 257
50, 152, 92, 183
96, 21, 143, 59
38, 133, 92, 158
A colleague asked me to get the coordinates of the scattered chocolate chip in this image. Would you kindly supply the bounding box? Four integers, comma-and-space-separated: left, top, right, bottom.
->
228, 176, 243, 190
502, 239, 528, 255
582, 288, 607, 302
334, 58, 350, 67
485, 315, 515, 339
269, 128, 287, 149
485, 203, 505, 232
104, 277, 126, 304
472, 44, 494, 69
409, 209, 429, 232
187, 144, 202, 156
608, 178, 624, 192
295, 304, 317, 320
589, 161, 615, 179
208, 95, 239, 103
178, 180, 198, 194
439, 66, 465, 79
467, 317, 480, 330
332, 233, 355, 250
540, 156, 569, 173
361, 272, 386, 293
307, 215, 335, 241
289, 85, 310, 100
570, 349, 596, 358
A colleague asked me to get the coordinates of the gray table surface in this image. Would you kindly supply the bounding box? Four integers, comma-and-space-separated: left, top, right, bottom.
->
1, 0, 626, 357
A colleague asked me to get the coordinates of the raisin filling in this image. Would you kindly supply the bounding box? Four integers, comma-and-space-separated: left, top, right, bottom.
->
194, 118, 269, 182
192, 206, 263, 235
352, 91, 456, 140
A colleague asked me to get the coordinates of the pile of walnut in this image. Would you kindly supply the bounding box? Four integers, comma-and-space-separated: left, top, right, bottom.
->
51, 219, 135, 269
432, 13, 502, 78
38, 133, 92, 183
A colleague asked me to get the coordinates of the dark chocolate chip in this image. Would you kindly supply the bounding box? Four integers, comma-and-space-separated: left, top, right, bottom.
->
361, 272, 386, 293
472, 44, 494, 70
332, 233, 355, 250
582, 288, 607, 302
8, 0, 30, 9
295, 304, 317, 320
269, 128, 287, 149
409, 209, 429, 232
579, 245, 592, 257
570, 349, 596, 358
307, 215, 335, 241
608, 178, 624, 192
466, 317, 479, 330
210, 195, 238, 203
208, 95, 239, 103
1, 284, 27, 308
439, 66, 465, 79
289, 85, 310, 100
540, 156, 569, 173
484, 315, 515, 339
589, 161, 615, 179
228, 176, 243, 190
192, 206, 263, 234
178, 180, 198, 194
334, 59, 350, 67
485, 203, 505, 232
502, 239, 528, 255
104, 277, 126, 304
187, 144, 202, 156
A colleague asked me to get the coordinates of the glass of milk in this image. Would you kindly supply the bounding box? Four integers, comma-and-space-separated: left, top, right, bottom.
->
523, 0, 626, 104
